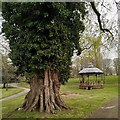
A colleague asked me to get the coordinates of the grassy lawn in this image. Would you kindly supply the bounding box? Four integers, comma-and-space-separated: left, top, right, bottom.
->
2, 94, 26, 118
2, 75, 118, 118
0, 87, 23, 99
17, 82, 30, 89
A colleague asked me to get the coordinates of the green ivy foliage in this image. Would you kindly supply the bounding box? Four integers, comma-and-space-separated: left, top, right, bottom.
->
2, 3, 86, 83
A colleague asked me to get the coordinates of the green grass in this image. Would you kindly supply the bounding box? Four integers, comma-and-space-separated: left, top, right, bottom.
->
2, 75, 118, 118
2, 94, 26, 118
17, 82, 30, 89
0, 87, 23, 99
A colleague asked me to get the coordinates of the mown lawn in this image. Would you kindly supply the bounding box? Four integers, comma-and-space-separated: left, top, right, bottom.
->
0, 87, 23, 99
17, 82, 30, 89
2, 75, 118, 118
1, 94, 26, 118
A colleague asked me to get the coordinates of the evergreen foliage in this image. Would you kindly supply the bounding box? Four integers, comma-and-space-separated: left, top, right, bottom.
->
2, 3, 86, 83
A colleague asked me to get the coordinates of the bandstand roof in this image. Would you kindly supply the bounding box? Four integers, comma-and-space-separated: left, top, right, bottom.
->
79, 67, 104, 75
79, 63, 104, 75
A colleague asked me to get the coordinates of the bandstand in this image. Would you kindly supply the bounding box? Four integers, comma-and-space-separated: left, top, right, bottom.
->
79, 64, 105, 90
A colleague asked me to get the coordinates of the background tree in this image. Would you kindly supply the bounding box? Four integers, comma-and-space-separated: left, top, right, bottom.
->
70, 56, 81, 77
2, 3, 86, 113
116, 1, 120, 76
2, 55, 16, 89
80, 36, 103, 68
113, 58, 119, 75
102, 58, 113, 76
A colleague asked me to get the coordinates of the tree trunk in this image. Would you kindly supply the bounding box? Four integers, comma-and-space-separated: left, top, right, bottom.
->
3, 83, 6, 88
22, 70, 69, 113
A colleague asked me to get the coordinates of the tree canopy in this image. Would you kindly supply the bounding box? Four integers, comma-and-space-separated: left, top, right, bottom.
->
2, 2, 86, 83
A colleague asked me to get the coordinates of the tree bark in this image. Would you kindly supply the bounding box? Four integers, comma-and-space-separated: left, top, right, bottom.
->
22, 70, 69, 113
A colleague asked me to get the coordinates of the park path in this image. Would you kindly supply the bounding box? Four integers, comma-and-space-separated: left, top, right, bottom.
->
0, 83, 30, 101
89, 98, 119, 118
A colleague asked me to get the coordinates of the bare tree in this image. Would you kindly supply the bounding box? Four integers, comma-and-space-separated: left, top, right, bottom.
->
113, 58, 119, 75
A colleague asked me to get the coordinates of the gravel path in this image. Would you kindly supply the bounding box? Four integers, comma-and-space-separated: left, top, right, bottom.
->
89, 98, 118, 118
0, 83, 30, 101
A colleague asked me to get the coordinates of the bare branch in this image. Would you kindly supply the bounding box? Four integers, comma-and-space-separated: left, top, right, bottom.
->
113, 0, 118, 5
101, 1, 111, 11
0, 42, 10, 52
90, 2, 114, 40
82, 44, 93, 51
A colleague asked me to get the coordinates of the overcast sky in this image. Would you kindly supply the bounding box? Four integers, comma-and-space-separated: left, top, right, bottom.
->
104, 0, 118, 59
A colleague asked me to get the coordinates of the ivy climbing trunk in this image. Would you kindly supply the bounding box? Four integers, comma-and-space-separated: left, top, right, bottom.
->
22, 70, 69, 113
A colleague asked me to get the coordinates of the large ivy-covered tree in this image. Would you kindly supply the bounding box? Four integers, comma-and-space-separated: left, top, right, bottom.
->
2, 3, 86, 113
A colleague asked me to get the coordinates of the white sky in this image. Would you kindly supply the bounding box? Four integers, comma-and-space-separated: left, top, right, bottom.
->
105, 1, 118, 59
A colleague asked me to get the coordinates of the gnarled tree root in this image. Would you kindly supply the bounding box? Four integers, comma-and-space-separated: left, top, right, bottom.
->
22, 70, 69, 113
